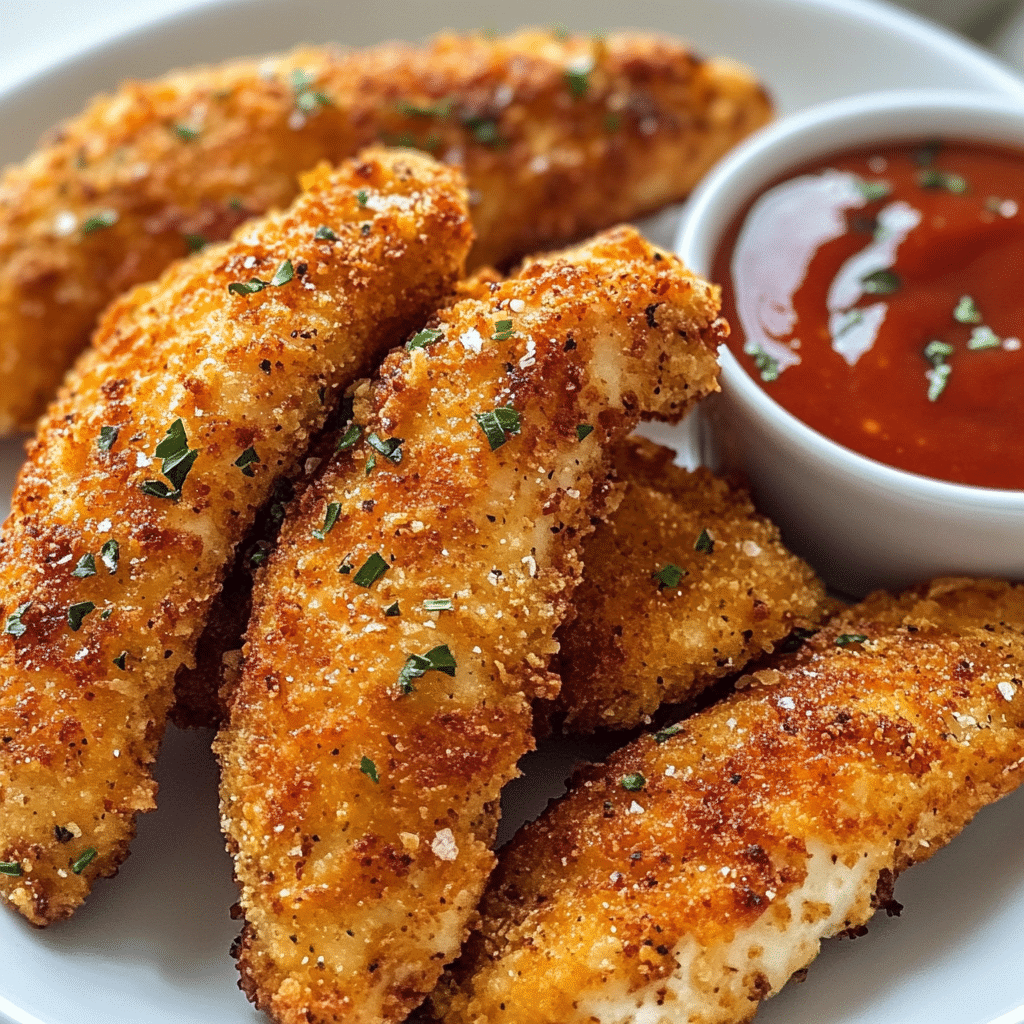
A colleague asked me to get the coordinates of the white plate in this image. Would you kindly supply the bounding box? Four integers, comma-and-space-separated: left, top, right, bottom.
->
1, 2, 1023, 1023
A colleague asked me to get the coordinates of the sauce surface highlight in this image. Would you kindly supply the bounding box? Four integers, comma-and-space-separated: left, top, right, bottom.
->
715, 140, 1024, 490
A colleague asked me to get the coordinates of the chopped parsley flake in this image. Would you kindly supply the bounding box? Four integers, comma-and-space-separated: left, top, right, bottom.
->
491, 318, 515, 341
141, 419, 198, 500
396, 644, 457, 695
746, 343, 780, 382
860, 268, 901, 295
604, 112, 621, 132
384, 601, 401, 617
923, 339, 954, 366
228, 259, 293, 295
474, 407, 521, 451
184, 233, 207, 253
71, 848, 97, 874
365, 452, 377, 476
356, 189, 369, 207
113, 651, 128, 670
407, 328, 444, 352
654, 563, 685, 589
100, 608, 113, 621
234, 446, 260, 477
620, 772, 646, 791
270, 259, 294, 287
926, 362, 952, 402
564, 58, 594, 99
855, 178, 892, 202
353, 552, 390, 588
968, 325, 1001, 350
291, 69, 332, 115
918, 168, 968, 193
336, 425, 361, 451
82, 210, 118, 234
5, 601, 31, 638
338, 561, 353, 574
67, 601, 96, 632
250, 549, 269, 569
694, 529, 714, 554
71, 553, 97, 578
953, 295, 982, 324
360, 756, 380, 783
423, 598, 454, 612
312, 502, 341, 540
397, 96, 456, 118
366, 433, 405, 465
777, 626, 819, 653
835, 633, 868, 646
576, 424, 594, 441
654, 723, 683, 745
0, 862, 22, 877
462, 114, 502, 146
97, 425, 118, 452
173, 123, 200, 141
315, 225, 338, 241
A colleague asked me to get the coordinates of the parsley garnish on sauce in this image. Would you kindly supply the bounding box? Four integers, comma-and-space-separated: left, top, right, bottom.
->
474, 407, 521, 451
396, 645, 457, 695
918, 168, 968, 193
861, 268, 901, 295
855, 179, 892, 202
353, 552, 390, 588
312, 502, 341, 540
968, 326, 1001, 350
926, 362, 952, 402
953, 295, 982, 324
620, 772, 646, 791
141, 419, 198, 501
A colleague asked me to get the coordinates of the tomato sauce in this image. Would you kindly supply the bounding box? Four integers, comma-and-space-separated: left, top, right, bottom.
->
714, 141, 1024, 490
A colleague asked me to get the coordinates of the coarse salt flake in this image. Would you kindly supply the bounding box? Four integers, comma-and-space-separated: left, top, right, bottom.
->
135, 452, 153, 468
627, 801, 645, 815
431, 828, 459, 861
778, 696, 796, 710
459, 327, 483, 354
997, 681, 1016, 702
741, 540, 762, 557
97, 519, 112, 533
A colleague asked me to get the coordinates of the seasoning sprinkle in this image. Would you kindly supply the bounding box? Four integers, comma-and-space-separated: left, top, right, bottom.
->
365, 433, 405, 465
173, 123, 201, 142
71, 553, 97, 578
491, 318, 515, 342
654, 723, 683, 744
97, 425, 119, 452
113, 651, 128, 670
620, 772, 646, 791
184, 233, 207, 253
835, 633, 868, 646
777, 626, 819, 653
312, 502, 341, 540
860, 268, 901, 296
407, 328, 444, 352
360, 756, 380, 783
654, 563, 685, 589
423, 598, 454, 612
474, 407, 521, 451
141, 418, 198, 500
694, 529, 714, 554
82, 210, 118, 234
396, 644, 457, 695
855, 179, 892, 202
576, 424, 594, 441
71, 848, 97, 874
384, 601, 401, 617
923, 339, 954, 366
336, 424, 361, 451
5, 602, 31, 638
315, 225, 338, 241
234, 446, 261, 477
0, 862, 22, 877
68, 601, 96, 632
353, 552, 390, 588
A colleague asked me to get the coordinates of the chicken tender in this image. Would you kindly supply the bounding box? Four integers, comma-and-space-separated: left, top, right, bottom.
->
431, 577, 1024, 1024
0, 27, 771, 432
544, 436, 828, 732
0, 148, 472, 926
214, 227, 724, 1024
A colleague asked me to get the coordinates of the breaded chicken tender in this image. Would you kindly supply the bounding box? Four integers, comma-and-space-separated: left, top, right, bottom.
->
215, 227, 724, 1024
0, 28, 771, 432
431, 578, 1024, 1024
545, 436, 828, 732
0, 148, 472, 926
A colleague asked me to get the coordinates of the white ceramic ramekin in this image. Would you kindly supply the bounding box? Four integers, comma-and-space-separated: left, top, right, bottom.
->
676, 89, 1024, 598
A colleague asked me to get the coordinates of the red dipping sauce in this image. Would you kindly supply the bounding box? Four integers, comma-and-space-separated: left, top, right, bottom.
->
714, 140, 1024, 490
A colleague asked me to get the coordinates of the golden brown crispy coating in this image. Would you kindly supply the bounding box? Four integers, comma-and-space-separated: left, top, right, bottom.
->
215, 226, 723, 1024
0, 148, 472, 926
432, 578, 1024, 1024
545, 436, 828, 732
0, 27, 770, 432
